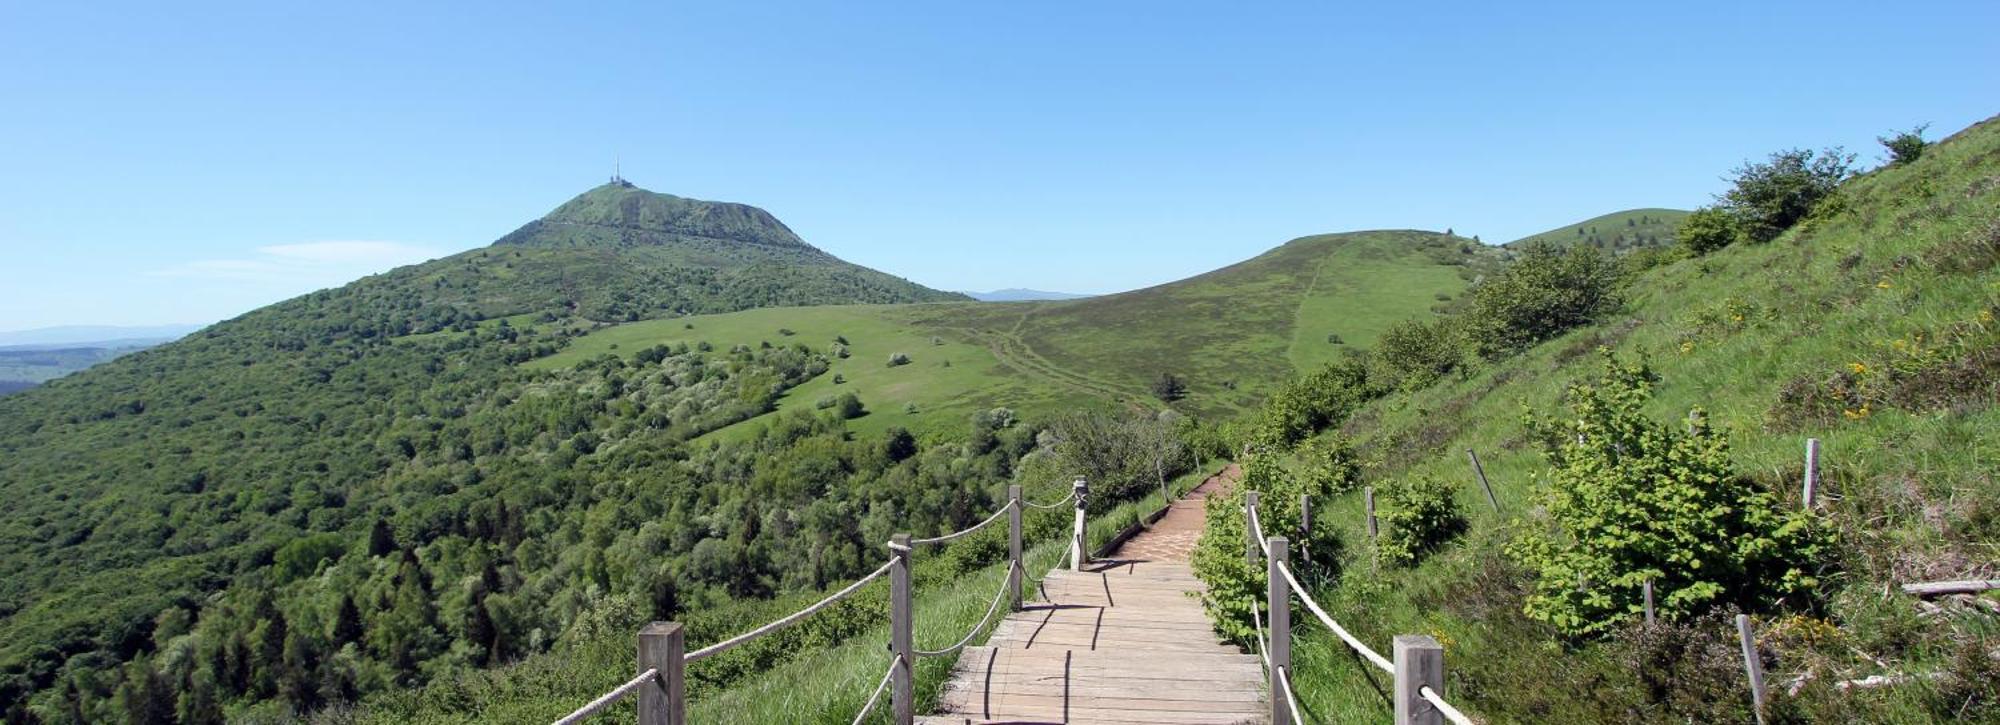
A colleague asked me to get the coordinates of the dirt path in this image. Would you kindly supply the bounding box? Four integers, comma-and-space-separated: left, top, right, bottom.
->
1103, 463, 1241, 563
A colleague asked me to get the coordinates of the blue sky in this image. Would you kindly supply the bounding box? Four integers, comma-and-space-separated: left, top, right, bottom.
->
1, 1, 1995, 330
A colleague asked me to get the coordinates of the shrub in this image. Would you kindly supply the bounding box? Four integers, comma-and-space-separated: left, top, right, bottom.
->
1510, 352, 1828, 637
1376, 473, 1467, 567
1252, 359, 1379, 449
1877, 124, 1928, 166
1675, 207, 1739, 255
1325, 333, 1344, 345
1372, 317, 1466, 389
1190, 457, 1347, 642
831, 373, 845, 384
1720, 147, 1856, 243
886, 352, 910, 367
777, 328, 795, 336
1300, 433, 1362, 496
834, 393, 864, 420
1465, 243, 1624, 358
1151, 372, 1187, 402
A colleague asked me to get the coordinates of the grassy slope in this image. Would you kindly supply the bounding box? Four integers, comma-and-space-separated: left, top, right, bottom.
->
542, 231, 1492, 440
1275, 120, 1999, 721
1505, 207, 1690, 254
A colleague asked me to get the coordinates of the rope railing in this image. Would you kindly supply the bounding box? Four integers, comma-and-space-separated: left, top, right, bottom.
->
554, 668, 660, 725
909, 500, 1014, 546
687, 559, 895, 663
850, 654, 903, 725
1247, 497, 1482, 725
1421, 685, 1477, 725
916, 561, 1021, 658
1021, 490, 1076, 509
1277, 666, 1304, 725
563, 477, 1094, 724
1274, 558, 1393, 674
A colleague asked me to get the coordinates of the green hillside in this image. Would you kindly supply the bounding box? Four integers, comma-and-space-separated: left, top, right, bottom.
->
0, 184, 974, 722
1214, 117, 2000, 722
538, 230, 1500, 444
1506, 207, 1690, 254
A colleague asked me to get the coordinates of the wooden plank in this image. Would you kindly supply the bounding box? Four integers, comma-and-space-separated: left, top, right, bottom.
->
1900, 579, 2000, 597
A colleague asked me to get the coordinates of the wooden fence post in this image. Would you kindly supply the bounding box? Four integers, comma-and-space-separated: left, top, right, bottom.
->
1465, 449, 1500, 513
1071, 477, 1088, 571
1803, 438, 1821, 509
1008, 485, 1023, 611
1299, 493, 1312, 567
1737, 614, 1767, 725
1364, 487, 1378, 539
637, 622, 684, 725
1244, 491, 1261, 564
1643, 579, 1656, 626
1267, 536, 1292, 725
1394, 634, 1444, 725
890, 534, 914, 725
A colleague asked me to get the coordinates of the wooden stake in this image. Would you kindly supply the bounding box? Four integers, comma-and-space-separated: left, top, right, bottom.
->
1465, 449, 1500, 512
1267, 536, 1292, 725
637, 622, 685, 725
1393, 635, 1444, 725
1803, 438, 1821, 509
1007, 485, 1023, 611
1364, 487, 1378, 539
1071, 477, 1088, 571
1737, 614, 1767, 725
1244, 491, 1261, 564
1643, 580, 1656, 625
890, 535, 913, 724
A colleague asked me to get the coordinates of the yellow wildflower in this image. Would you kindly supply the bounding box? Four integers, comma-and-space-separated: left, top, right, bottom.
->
1843, 405, 1871, 420
1847, 362, 1867, 375
1678, 340, 1695, 354
1876, 279, 1893, 289
1981, 309, 1995, 323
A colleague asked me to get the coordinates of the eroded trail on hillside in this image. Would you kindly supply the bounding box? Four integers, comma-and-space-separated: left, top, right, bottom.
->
925, 465, 1265, 725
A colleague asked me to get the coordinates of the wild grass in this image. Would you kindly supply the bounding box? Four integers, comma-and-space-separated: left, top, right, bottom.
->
1255, 116, 2000, 723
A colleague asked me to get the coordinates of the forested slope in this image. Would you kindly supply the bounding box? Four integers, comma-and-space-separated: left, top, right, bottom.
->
0, 184, 971, 722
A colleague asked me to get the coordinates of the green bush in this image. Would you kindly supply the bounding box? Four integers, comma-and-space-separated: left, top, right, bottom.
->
1375, 473, 1467, 567
1720, 147, 1855, 243
1372, 317, 1466, 390
1509, 352, 1828, 637
1190, 456, 1347, 643
1465, 243, 1624, 359
1877, 124, 1928, 166
886, 352, 910, 367
1251, 359, 1379, 449
1675, 207, 1739, 256
1300, 433, 1362, 496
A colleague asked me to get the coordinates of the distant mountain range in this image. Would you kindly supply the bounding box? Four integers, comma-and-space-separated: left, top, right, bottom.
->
0, 323, 202, 348
964, 288, 1093, 302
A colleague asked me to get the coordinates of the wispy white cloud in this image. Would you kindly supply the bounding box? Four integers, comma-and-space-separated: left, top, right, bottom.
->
153, 241, 445, 285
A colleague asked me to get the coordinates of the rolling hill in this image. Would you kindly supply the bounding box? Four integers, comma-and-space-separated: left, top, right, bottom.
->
532, 229, 1501, 442
1505, 207, 1689, 254
0, 182, 972, 721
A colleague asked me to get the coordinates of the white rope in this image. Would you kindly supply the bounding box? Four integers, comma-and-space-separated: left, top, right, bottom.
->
1277, 665, 1305, 725
1276, 560, 1393, 673
1252, 602, 1270, 672
688, 559, 895, 662
1022, 491, 1076, 509
1248, 503, 1271, 556
1420, 685, 1477, 725
910, 501, 1014, 546
850, 654, 902, 725
553, 668, 659, 725
917, 561, 1020, 657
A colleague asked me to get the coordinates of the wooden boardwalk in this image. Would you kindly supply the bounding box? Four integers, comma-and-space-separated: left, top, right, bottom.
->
924, 467, 1264, 725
